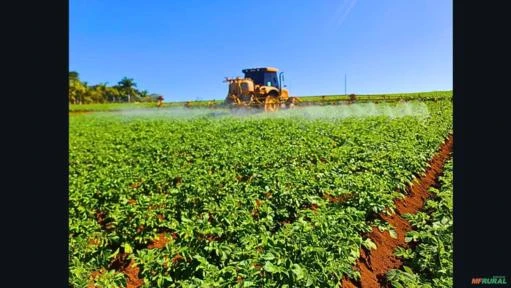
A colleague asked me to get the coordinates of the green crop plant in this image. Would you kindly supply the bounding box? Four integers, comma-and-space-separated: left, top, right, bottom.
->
387, 158, 453, 287
70, 100, 452, 287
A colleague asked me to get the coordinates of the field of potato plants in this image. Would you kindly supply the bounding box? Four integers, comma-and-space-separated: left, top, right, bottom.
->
69, 98, 453, 287
386, 158, 453, 288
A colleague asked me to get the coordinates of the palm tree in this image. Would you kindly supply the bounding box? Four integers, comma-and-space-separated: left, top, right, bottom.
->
107, 86, 121, 103
82, 82, 89, 104
90, 83, 109, 103
118, 77, 137, 103
69, 71, 86, 104
69, 71, 79, 81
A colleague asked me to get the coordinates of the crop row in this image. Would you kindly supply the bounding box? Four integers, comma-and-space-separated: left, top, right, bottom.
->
69, 100, 452, 287
386, 157, 453, 288
69, 91, 452, 112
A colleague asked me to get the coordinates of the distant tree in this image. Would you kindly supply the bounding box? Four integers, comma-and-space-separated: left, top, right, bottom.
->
136, 90, 152, 103
85, 86, 102, 103
69, 71, 87, 104
139, 89, 149, 98
87, 83, 110, 103
117, 77, 137, 103
69, 71, 79, 81
97, 83, 108, 103
69, 71, 157, 104
108, 85, 122, 102
148, 93, 161, 101
80, 81, 93, 103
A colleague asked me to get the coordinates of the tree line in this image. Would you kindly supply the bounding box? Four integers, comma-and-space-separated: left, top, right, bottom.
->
69, 71, 162, 104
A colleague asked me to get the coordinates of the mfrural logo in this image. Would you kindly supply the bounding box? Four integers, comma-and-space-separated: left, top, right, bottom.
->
472, 276, 508, 285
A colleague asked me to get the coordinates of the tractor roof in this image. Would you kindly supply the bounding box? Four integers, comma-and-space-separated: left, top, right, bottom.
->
242, 67, 278, 73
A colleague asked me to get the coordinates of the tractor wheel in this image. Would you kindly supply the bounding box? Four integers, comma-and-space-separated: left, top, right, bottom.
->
264, 95, 280, 112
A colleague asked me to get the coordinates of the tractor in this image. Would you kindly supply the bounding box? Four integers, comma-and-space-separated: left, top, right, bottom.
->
224, 67, 299, 112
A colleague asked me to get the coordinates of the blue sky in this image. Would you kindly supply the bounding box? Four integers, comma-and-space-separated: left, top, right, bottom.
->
70, 0, 452, 102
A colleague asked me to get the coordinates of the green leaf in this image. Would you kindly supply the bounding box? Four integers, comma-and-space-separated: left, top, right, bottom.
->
263, 262, 281, 273
403, 266, 414, 274
389, 229, 398, 239
291, 264, 306, 280
306, 277, 314, 286
262, 253, 275, 261
109, 248, 120, 259
123, 243, 133, 254
363, 238, 377, 250
350, 248, 360, 259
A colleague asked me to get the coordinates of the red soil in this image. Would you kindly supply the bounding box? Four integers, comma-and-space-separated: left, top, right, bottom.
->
87, 269, 106, 288
130, 181, 142, 189
341, 134, 453, 288
87, 254, 143, 288
94, 210, 114, 231
123, 259, 144, 288
309, 203, 319, 211
89, 232, 177, 287
88, 134, 452, 288
147, 233, 172, 249
323, 192, 354, 204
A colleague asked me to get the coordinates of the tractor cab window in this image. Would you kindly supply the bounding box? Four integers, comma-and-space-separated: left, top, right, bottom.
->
263, 72, 279, 88
244, 70, 280, 88
243, 71, 264, 86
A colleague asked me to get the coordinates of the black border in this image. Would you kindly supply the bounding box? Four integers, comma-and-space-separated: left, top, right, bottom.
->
454, 1, 511, 287
9, 0, 68, 285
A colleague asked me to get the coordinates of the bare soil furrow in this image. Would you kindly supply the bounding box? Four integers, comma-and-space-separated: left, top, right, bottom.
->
341, 134, 453, 288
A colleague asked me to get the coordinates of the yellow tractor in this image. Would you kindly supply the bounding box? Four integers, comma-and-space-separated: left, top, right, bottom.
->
224, 67, 298, 112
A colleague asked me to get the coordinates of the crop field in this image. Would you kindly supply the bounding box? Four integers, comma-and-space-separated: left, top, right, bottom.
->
296, 91, 451, 104
69, 98, 453, 287
69, 91, 452, 112
386, 158, 453, 288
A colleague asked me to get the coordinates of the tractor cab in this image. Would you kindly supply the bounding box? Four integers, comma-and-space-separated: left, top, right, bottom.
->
242, 67, 280, 89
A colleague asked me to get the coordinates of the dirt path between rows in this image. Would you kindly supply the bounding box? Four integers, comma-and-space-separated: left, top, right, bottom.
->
341, 134, 453, 288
